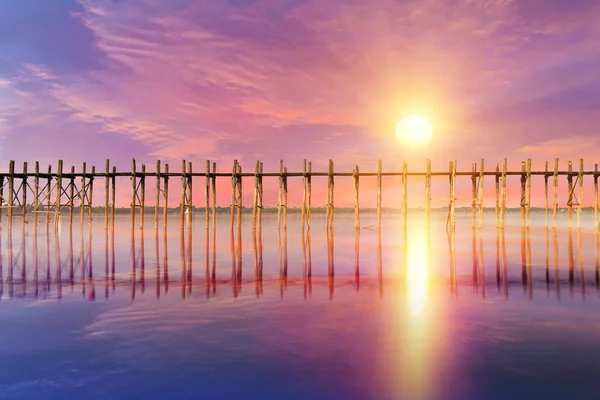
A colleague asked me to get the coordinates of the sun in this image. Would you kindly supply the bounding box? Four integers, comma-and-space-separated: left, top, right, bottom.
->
395, 115, 433, 149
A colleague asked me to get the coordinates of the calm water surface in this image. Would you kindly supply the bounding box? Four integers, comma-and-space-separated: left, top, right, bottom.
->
1, 213, 599, 399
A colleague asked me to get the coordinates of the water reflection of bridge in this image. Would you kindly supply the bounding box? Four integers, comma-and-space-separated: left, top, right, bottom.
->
0, 221, 599, 302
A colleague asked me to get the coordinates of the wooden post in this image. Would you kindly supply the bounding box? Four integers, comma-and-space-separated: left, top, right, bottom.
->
68, 166, 74, 226
34, 162, 40, 221
130, 159, 136, 230
568, 161, 573, 228
495, 163, 500, 228
553, 158, 559, 229
577, 159, 584, 229
257, 162, 263, 230
283, 167, 288, 230
253, 161, 260, 230
449, 160, 456, 231
81, 162, 87, 226
89, 166, 95, 222
595, 164, 599, 229
155, 161, 161, 230
22, 162, 27, 217
55, 160, 63, 226
231, 160, 237, 230
105, 160, 110, 230
163, 164, 169, 229
278, 160, 283, 230
187, 161, 193, 228
478, 159, 484, 229
377, 160, 382, 229
236, 162, 242, 230
544, 161, 549, 227
402, 161, 407, 228
526, 159, 531, 227
353, 165, 360, 229
471, 163, 477, 228
501, 158, 507, 229
7, 160, 14, 220
302, 160, 307, 229
205, 160, 210, 228
329, 160, 335, 229
140, 164, 146, 229
425, 159, 431, 224
307, 162, 312, 230
181, 159, 186, 230
519, 161, 526, 228
211, 162, 216, 223
111, 166, 116, 227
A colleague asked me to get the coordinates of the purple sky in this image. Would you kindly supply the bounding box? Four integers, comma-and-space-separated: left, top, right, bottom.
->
1, 0, 599, 207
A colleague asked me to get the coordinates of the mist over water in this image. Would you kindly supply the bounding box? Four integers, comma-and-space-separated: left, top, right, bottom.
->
1, 213, 599, 399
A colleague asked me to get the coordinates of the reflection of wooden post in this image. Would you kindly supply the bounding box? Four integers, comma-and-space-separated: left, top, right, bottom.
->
353, 165, 360, 229
577, 159, 584, 229
402, 161, 407, 228
377, 160, 382, 229
495, 163, 500, 228
425, 159, 431, 224
595, 163, 599, 229
163, 164, 169, 229
526, 159, 531, 226
283, 167, 288, 230
501, 159, 507, 229
567, 161, 573, 228
544, 161, 549, 226
140, 164, 146, 229
471, 163, 477, 228
55, 160, 63, 226
553, 158, 559, 229
478, 159, 484, 229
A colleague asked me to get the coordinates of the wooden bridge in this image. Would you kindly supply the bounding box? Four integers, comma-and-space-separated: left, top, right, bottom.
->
0, 158, 597, 230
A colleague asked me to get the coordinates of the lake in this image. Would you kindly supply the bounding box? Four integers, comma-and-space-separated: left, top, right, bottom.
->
0, 212, 599, 399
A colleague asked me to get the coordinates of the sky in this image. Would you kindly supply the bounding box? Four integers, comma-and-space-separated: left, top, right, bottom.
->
1, 0, 600, 208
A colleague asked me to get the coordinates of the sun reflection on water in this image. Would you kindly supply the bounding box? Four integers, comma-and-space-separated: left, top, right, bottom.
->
406, 230, 430, 317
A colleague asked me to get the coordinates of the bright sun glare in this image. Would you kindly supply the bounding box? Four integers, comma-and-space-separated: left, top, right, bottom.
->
395, 115, 433, 149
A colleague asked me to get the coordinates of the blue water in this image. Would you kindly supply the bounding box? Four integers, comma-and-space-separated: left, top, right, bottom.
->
0, 213, 599, 399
